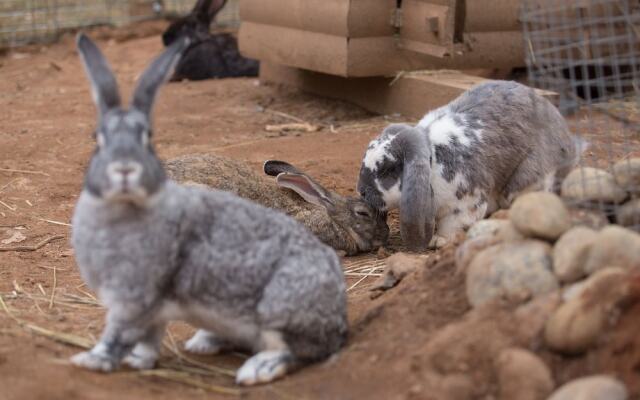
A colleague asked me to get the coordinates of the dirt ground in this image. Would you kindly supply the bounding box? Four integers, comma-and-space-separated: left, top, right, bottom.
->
1, 21, 640, 400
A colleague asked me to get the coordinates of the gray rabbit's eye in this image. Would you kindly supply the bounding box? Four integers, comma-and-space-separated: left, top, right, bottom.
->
355, 209, 370, 218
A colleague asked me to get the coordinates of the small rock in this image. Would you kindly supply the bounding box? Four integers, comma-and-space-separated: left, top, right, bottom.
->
553, 226, 598, 283
548, 375, 628, 400
466, 220, 504, 240
466, 219, 524, 242
455, 236, 501, 275
561, 167, 628, 203
544, 267, 630, 354
584, 226, 640, 274
510, 192, 571, 241
440, 373, 475, 400
615, 198, 640, 229
569, 207, 610, 230
495, 348, 554, 400
370, 252, 428, 291
490, 209, 510, 219
612, 157, 640, 192
466, 240, 558, 307
514, 291, 561, 344
562, 279, 589, 302
60, 248, 75, 258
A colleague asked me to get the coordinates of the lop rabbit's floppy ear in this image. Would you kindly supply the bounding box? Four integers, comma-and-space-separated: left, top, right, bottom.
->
398, 129, 435, 252
76, 33, 121, 118
276, 173, 335, 210
263, 160, 303, 176
131, 37, 190, 118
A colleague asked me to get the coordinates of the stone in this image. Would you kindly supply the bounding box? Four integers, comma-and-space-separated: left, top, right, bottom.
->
466, 219, 505, 240
490, 209, 510, 219
612, 157, 640, 191
495, 348, 554, 400
615, 198, 640, 229
370, 252, 428, 291
552, 226, 598, 283
457, 220, 524, 274
466, 240, 558, 307
584, 226, 640, 274
548, 375, 628, 400
455, 236, 501, 275
561, 167, 628, 204
514, 291, 561, 344
544, 267, 630, 354
569, 207, 609, 230
510, 192, 572, 241
466, 219, 524, 242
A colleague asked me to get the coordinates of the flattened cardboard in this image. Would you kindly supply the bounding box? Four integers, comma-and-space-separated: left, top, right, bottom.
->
260, 62, 556, 118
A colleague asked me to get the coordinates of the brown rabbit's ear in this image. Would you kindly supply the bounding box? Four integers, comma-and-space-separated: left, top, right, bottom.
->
263, 160, 302, 176
276, 173, 335, 210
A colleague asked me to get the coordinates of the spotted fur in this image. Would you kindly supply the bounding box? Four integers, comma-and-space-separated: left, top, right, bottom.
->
357, 81, 585, 251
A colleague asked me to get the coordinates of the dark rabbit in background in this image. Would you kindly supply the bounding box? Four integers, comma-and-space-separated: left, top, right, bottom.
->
161, 0, 259, 81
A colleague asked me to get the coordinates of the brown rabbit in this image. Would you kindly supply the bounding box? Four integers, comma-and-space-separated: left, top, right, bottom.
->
165, 154, 389, 255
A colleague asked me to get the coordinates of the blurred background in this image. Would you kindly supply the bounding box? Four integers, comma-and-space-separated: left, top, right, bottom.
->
0, 0, 239, 48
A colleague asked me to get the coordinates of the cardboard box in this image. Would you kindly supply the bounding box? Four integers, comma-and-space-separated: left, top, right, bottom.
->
240, 22, 525, 77
239, 0, 525, 77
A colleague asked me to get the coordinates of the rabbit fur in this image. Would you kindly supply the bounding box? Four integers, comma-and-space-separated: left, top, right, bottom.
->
358, 81, 585, 251
165, 154, 389, 256
162, 0, 259, 81
70, 33, 347, 386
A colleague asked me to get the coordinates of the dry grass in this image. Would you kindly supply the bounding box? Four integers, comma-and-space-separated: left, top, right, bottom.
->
0, 291, 242, 396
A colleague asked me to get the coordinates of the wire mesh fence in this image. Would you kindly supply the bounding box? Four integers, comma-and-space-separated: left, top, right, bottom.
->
0, 0, 240, 48
522, 0, 640, 229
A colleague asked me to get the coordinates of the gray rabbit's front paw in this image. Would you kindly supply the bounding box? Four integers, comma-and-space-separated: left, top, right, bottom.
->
184, 329, 228, 355
70, 350, 118, 372
235, 350, 292, 386
123, 343, 158, 370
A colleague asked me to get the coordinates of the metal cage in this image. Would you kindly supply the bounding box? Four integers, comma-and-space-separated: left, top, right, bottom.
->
522, 0, 640, 228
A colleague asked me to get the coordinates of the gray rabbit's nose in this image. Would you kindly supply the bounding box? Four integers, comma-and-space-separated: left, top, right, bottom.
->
107, 161, 142, 182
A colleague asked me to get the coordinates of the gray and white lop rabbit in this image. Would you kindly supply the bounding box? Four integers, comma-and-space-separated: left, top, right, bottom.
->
70, 33, 347, 386
357, 81, 585, 251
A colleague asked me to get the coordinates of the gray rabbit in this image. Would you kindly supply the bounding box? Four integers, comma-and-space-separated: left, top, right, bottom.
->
69, 33, 347, 386
358, 81, 586, 251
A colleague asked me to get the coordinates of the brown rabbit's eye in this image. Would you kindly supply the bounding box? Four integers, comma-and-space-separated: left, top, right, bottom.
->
356, 210, 370, 218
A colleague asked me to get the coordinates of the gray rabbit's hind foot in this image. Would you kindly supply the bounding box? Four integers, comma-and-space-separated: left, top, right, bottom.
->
184, 329, 232, 355
70, 343, 119, 372
122, 342, 160, 370
235, 330, 294, 386
236, 350, 293, 386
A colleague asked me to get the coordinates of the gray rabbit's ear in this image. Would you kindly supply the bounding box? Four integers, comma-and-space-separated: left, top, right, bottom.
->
263, 160, 302, 176
76, 33, 121, 118
398, 131, 435, 252
131, 37, 190, 118
276, 173, 335, 210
